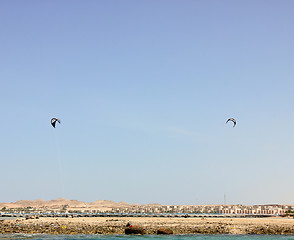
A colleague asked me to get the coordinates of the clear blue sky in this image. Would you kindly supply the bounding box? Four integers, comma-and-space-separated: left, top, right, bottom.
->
1, 0, 294, 205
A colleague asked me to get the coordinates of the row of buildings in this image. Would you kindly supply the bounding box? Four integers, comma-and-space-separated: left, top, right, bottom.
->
100, 204, 293, 215
2, 204, 294, 216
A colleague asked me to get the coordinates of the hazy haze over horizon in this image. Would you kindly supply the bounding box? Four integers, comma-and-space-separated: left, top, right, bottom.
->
1, 0, 294, 206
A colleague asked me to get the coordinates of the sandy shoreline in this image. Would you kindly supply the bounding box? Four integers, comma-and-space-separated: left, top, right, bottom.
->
1, 217, 294, 235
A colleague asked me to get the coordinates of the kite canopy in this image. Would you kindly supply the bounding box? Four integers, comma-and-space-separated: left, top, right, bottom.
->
226, 118, 236, 127
51, 118, 61, 128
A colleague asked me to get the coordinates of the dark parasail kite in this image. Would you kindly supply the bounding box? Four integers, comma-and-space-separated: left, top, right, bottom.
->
226, 118, 236, 127
51, 118, 61, 128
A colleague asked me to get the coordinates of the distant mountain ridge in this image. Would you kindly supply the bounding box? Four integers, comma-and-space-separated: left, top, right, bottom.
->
0, 198, 161, 209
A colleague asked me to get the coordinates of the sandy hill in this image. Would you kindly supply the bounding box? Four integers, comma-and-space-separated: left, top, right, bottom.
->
13, 199, 46, 208
144, 203, 162, 207
88, 200, 131, 208
45, 198, 87, 208
0, 198, 157, 209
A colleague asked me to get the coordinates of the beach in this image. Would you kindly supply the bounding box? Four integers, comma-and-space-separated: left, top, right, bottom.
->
1, 217, 294, 235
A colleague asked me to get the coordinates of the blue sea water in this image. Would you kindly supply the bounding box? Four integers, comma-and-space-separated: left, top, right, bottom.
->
1, 235, 294, 240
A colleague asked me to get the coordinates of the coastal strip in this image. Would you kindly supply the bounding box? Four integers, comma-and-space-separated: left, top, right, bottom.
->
1, 217, 294, 235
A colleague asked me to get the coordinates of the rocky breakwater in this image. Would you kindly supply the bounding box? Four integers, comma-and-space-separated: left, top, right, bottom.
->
125, 225, 145, 235
0, 218, 127, 234
1, 217, 294, 235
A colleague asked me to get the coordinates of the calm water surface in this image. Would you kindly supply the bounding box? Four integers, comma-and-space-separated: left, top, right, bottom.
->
1, 235, 294, 240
